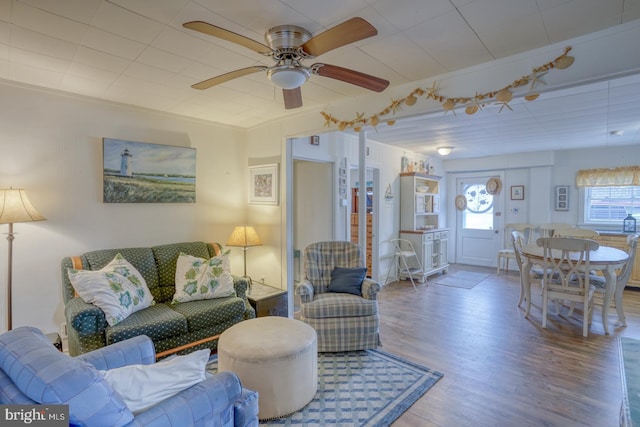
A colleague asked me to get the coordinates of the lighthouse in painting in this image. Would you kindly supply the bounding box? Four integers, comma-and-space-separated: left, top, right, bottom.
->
120, 148, 133, 177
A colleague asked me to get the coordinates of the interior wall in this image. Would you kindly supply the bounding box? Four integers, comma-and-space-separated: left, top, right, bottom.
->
0, 82, 247, 334
293, 160, 333, 260
444, 145, 640, 265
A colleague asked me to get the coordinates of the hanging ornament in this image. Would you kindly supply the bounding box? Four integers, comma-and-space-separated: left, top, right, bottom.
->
319, 47, 574, 131
554, 55, 575, 69
465, 105, 479, 115
391, 99, 403, 113
443, 98, 456, 111
529, 71, 548, 91
496, 89, 513, 103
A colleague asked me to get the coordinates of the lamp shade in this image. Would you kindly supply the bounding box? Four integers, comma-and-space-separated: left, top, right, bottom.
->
0, 189, 46, 224
226, 226, 262, 248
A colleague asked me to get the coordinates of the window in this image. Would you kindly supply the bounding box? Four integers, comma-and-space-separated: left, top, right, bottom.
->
463, 184, 494, 230
583, 186, 640, 224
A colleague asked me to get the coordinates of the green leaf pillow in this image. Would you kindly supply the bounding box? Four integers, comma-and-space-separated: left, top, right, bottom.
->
68, 253, 155, 326
172, 252, 235, 303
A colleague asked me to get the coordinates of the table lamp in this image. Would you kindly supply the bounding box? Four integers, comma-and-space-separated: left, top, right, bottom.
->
0, 188, 46, 330
226, 226, 262, 290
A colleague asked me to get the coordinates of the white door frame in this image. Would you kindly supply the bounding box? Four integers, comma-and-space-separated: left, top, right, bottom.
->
452, 171, 505, 267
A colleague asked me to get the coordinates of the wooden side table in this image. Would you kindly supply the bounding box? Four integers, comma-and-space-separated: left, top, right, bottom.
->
247, 282, 288, 317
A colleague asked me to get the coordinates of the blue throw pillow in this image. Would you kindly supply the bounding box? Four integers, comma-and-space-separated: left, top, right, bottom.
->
328, 266, 367, 296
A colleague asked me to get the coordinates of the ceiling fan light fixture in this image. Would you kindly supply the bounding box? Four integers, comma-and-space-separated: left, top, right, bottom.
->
437, 146, 454, 156
268, 67, 310, 89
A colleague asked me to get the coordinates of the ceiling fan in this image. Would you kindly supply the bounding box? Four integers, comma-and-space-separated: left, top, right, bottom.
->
182, 17, 390, 109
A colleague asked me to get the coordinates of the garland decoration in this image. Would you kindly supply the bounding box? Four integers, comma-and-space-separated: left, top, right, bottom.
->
320, 47, 574, 132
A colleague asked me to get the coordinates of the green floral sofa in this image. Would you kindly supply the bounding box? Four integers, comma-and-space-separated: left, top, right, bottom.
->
61, 241, 255, 356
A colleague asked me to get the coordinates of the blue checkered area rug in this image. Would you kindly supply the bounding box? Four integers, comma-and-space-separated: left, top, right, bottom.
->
207, 349, 443, 426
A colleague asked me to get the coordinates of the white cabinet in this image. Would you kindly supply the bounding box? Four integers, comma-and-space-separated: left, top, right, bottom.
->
400, 173, 440, 231
400, 230, 449, 278
423, 235, 435, 270
440, 232, 448, 267
399, 172, 449, 279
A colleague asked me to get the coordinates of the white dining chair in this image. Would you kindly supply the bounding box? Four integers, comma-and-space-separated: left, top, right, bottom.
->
497, 223, 535, 274
537, 237, 600, 337
553, 228, 600, 239
511, 230, 544, 310
539, 223, 575, 238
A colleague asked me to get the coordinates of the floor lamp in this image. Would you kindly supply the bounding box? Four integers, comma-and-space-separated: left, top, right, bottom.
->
226, 226, 262, 291
0, 188, 46, 331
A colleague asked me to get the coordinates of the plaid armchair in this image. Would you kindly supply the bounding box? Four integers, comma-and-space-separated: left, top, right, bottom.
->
295, 241, 380, 352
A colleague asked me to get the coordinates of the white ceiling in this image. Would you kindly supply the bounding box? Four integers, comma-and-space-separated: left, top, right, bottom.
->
1, 0, 639, 159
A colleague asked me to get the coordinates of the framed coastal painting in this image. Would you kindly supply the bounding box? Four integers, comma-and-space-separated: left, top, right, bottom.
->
103, 138, 196, 203
249, 164, 279, 205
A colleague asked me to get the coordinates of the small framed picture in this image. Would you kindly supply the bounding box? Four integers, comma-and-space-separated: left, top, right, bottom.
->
248, 164, 278, 205
510, 185, 524, 200
555, 185, 569, 211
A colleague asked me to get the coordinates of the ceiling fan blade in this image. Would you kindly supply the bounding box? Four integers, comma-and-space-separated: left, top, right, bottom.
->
301, 17, 377, 57
191, 66, 268, 90
183, 21, 272, 55
313, 64, 389, 92
283, 88, 303, 109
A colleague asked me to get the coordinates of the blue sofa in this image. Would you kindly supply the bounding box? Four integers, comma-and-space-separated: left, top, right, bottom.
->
0, 327, 259, 427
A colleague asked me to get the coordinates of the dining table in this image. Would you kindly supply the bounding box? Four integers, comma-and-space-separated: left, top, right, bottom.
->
520, 243, 629, 334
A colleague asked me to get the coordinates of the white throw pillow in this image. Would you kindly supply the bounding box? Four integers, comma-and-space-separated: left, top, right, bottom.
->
172, 252, 235, 303
68, 253, 155, 326
100, 349, 210, 413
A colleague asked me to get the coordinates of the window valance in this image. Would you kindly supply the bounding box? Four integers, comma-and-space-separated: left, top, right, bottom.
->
576, 166, 640, 187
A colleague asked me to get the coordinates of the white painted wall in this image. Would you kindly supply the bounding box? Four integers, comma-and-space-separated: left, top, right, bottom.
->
444, 145, 640, 265
293, 160, 333, 254
0, 83, 247, 334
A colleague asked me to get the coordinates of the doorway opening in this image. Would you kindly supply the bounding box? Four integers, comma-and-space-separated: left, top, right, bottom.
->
454, 172, 504, 267
350, 167, 379, 278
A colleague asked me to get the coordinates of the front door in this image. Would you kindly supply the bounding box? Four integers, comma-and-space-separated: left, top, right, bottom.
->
455, 173, 504, 267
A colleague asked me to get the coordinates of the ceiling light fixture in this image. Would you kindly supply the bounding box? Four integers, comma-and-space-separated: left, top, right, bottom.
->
437, 146, 454, 156
267, 66, 310, 89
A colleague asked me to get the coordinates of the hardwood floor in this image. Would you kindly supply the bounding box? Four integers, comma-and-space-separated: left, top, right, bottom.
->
379, 264, 640, 427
